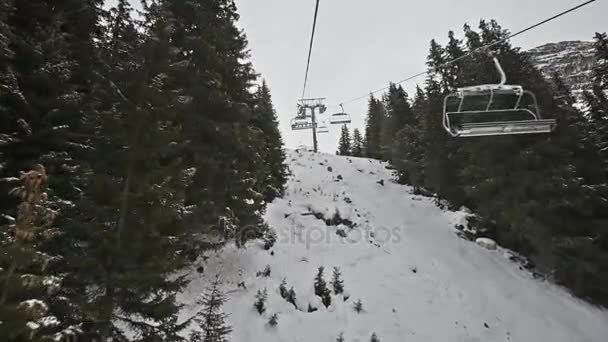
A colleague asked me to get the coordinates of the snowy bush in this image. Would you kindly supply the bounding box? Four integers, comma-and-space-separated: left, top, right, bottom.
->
279, 278, 288, 298
337, 332, 345, 342
476, 238, 497, 250
286, 287, 297, 309
256, 265, 271, 278
268, 313, 279, 327
254, 288, 268, 314
353, 299, 363, 313
263, 229, 277, 250
371, 332, 380, 342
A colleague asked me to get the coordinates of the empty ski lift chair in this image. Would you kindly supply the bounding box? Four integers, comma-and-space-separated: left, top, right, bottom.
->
442, 53, 556, 137
317, 124, 329, 133
330, 104, 352, 125
291, 117, 314, 131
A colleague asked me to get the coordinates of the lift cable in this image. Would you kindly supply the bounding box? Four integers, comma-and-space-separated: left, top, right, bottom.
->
301, 0, 321, 100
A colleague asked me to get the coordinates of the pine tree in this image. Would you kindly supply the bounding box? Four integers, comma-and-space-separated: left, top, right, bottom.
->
254, 288, 268, 315
191, 276, 232, 342
381, 84, 414, 160
364, 95, 385, 159
252, 80, 288, 202
0, 0, 104, 337
337, 125, 352, 156
314, 267, 332, 307
351, 129, 364, 157
331, 267, 345, 295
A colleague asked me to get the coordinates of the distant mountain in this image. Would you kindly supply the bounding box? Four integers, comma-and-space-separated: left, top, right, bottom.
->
527, 40, 597, 107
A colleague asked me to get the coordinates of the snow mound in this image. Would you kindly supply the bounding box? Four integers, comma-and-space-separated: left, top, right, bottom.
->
476, 238, 497, 250
179, 150, 608, 342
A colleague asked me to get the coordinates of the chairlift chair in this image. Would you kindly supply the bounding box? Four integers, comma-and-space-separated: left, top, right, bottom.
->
442, 54, 556, 137
317, 124, 329, 133
330, 104, 352, 125
291, 117, 315, 131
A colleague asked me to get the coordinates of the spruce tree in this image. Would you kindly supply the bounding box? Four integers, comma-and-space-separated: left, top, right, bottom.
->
364, 95, 385, 159
252, 81, 288, 202
331, 267, 345, 295
0, 0, 104, 337
254, 288, 268, 315
191, 276, 232, 342
380, 83, 414, 160
351, 129, 364, 157
337, 125, 352, 156
314, 267, 331, 307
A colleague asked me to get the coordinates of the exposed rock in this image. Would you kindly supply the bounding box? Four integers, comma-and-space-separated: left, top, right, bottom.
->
527, 40, 597, 108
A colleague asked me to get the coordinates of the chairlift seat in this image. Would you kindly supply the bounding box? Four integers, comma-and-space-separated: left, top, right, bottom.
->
453, 119, 557, 137
291, 118, 315, 131
317, 125, 329, 133
458, 84, 524, 96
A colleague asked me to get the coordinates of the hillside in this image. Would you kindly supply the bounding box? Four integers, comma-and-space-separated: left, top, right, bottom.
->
527, 40, 596, 106
179, 150, 608, 342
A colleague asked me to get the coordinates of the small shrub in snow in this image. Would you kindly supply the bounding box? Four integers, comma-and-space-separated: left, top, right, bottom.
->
336, 229, 347, 238
314, 267, 332, 308
256, 265, 271, 278
371, 332, 380, 342
268, 313, 279, 326
353, 299, 363, 313
254, 288, 268, 315
376, 179, 384, 186
263, 230, 277, 250
279, 278, 288, 298
337, 332, 345, 342
331, 267, 345, 295
286, 287, 297, 308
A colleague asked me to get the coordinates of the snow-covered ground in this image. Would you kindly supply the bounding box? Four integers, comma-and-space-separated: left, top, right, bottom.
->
179, 150, 608, 342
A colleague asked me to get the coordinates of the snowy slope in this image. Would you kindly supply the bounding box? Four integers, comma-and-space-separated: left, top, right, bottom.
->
179, 150, 608, 342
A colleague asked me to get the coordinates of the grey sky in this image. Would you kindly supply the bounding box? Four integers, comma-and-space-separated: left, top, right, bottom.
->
121, 0, 607, 152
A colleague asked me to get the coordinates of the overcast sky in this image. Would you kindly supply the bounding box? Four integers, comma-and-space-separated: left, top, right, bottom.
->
122, 0, 607, 152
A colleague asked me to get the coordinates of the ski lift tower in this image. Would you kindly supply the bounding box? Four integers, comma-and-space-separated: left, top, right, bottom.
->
298, 98, 327, 153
